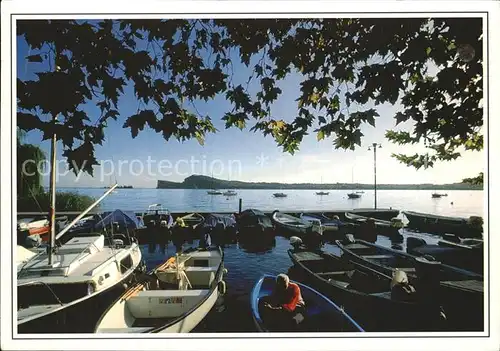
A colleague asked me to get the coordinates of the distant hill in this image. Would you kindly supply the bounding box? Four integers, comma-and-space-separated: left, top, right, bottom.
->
157, 175, 483, 190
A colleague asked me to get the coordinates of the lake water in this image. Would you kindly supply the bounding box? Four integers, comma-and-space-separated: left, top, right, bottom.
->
50, 188, 486, 332
60, 188, 484, 217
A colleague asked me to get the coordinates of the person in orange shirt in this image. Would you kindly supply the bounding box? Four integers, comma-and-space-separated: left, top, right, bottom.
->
261, 274, 305, 330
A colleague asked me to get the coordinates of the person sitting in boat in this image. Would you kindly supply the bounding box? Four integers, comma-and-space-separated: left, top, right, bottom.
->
261, 274, 305, 329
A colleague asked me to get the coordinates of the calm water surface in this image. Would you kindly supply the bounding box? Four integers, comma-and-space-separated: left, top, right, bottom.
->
59, 188, 484, 332
62, 188, 484, 217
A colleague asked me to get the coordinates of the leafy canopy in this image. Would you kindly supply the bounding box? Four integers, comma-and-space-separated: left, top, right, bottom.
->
17, 18, 483, 175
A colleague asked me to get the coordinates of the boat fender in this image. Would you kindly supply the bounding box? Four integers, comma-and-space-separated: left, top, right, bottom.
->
218, 280, 227, 295
223, 268, 228, 275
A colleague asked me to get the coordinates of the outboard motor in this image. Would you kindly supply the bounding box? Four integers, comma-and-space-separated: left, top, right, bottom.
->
344, 233, 355, 244
390, 270, 416, 302
290, 236, 303, 250
406, 237, 427, 253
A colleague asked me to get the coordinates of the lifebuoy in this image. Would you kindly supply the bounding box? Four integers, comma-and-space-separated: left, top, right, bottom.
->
218, 280, 227, 295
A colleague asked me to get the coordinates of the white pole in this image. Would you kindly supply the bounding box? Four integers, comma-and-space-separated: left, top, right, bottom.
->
55, 183, 119, 241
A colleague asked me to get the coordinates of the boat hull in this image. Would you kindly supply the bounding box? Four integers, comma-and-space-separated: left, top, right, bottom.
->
17, 241, 143, 334
17, 270, 140, 334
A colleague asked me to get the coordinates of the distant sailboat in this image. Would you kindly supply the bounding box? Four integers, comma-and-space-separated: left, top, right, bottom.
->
347, 167, 361, 199
223, 175, 238, 196
207, 172, 222, 195
315, 177, 329, 196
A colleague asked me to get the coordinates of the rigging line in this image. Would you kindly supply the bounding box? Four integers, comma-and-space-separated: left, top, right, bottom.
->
22, 176, 46, 215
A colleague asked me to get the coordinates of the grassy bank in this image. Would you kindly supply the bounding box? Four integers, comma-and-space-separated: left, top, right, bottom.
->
17, 191, 96, 212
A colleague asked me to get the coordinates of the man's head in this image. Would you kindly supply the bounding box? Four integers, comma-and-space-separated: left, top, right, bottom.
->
276, 273, 290, 290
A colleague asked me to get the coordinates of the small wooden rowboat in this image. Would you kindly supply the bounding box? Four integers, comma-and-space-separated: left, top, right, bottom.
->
95, 247, 226, 333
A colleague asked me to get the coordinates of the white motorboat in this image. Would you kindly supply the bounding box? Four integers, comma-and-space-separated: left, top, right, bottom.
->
222, 190, 237, 196
95, 247, 226, 333
16, 119, 144, 334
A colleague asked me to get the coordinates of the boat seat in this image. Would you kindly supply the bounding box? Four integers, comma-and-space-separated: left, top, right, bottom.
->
328, 280, 350, 289
184, 266, 218, 287
317, 271, 348, 276
97, 327, 153, 333
361, 254, 394, 260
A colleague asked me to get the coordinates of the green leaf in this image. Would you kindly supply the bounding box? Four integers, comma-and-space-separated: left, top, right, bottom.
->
317, 129, 325, 141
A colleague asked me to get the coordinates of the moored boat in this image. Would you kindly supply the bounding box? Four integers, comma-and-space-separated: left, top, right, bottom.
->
95, 247, 226, 333
344, 212, 403, 239
288, 248, 446, 331
200, 213, 238, 244
272, 211, 323, 248
402, 210, 483, 238
271, 211, 323, 235
250, 274, 364, 332
222, 190, 238, 196
17, 216, 68, 243
315, 191, 329, 196
142, 204, 174, 243
335, 238, 484, 331
432, 193, 448, 198
273, 192, 287, 198
406, 236, 483, 275
298, 213, 352, 240
347, 192, 361, 199
236, 209, 275, 236
17, 190, 144, 333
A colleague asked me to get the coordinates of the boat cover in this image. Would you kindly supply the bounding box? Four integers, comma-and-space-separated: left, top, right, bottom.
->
202, 213, 237, 230
95, 209, 145, 230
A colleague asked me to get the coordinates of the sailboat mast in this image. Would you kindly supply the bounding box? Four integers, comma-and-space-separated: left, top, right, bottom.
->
47, 115, 57, 265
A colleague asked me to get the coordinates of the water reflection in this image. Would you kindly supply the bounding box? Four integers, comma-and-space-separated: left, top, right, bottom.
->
237, 236, 276, 254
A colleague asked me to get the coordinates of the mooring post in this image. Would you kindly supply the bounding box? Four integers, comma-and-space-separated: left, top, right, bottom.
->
239, 198, 242, 214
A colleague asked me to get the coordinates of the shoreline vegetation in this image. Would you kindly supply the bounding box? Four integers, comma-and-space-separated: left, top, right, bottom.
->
156, 175, 483, 191
17, 191, 97, 212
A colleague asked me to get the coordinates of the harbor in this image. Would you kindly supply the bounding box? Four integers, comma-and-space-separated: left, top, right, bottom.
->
8, 13, 490, 346
17, 196, 485, 333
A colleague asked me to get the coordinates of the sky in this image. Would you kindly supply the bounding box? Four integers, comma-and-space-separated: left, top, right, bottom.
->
16, 21, 484, 188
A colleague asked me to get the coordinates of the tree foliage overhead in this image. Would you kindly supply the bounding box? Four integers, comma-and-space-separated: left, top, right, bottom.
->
17, 18, 483, 175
